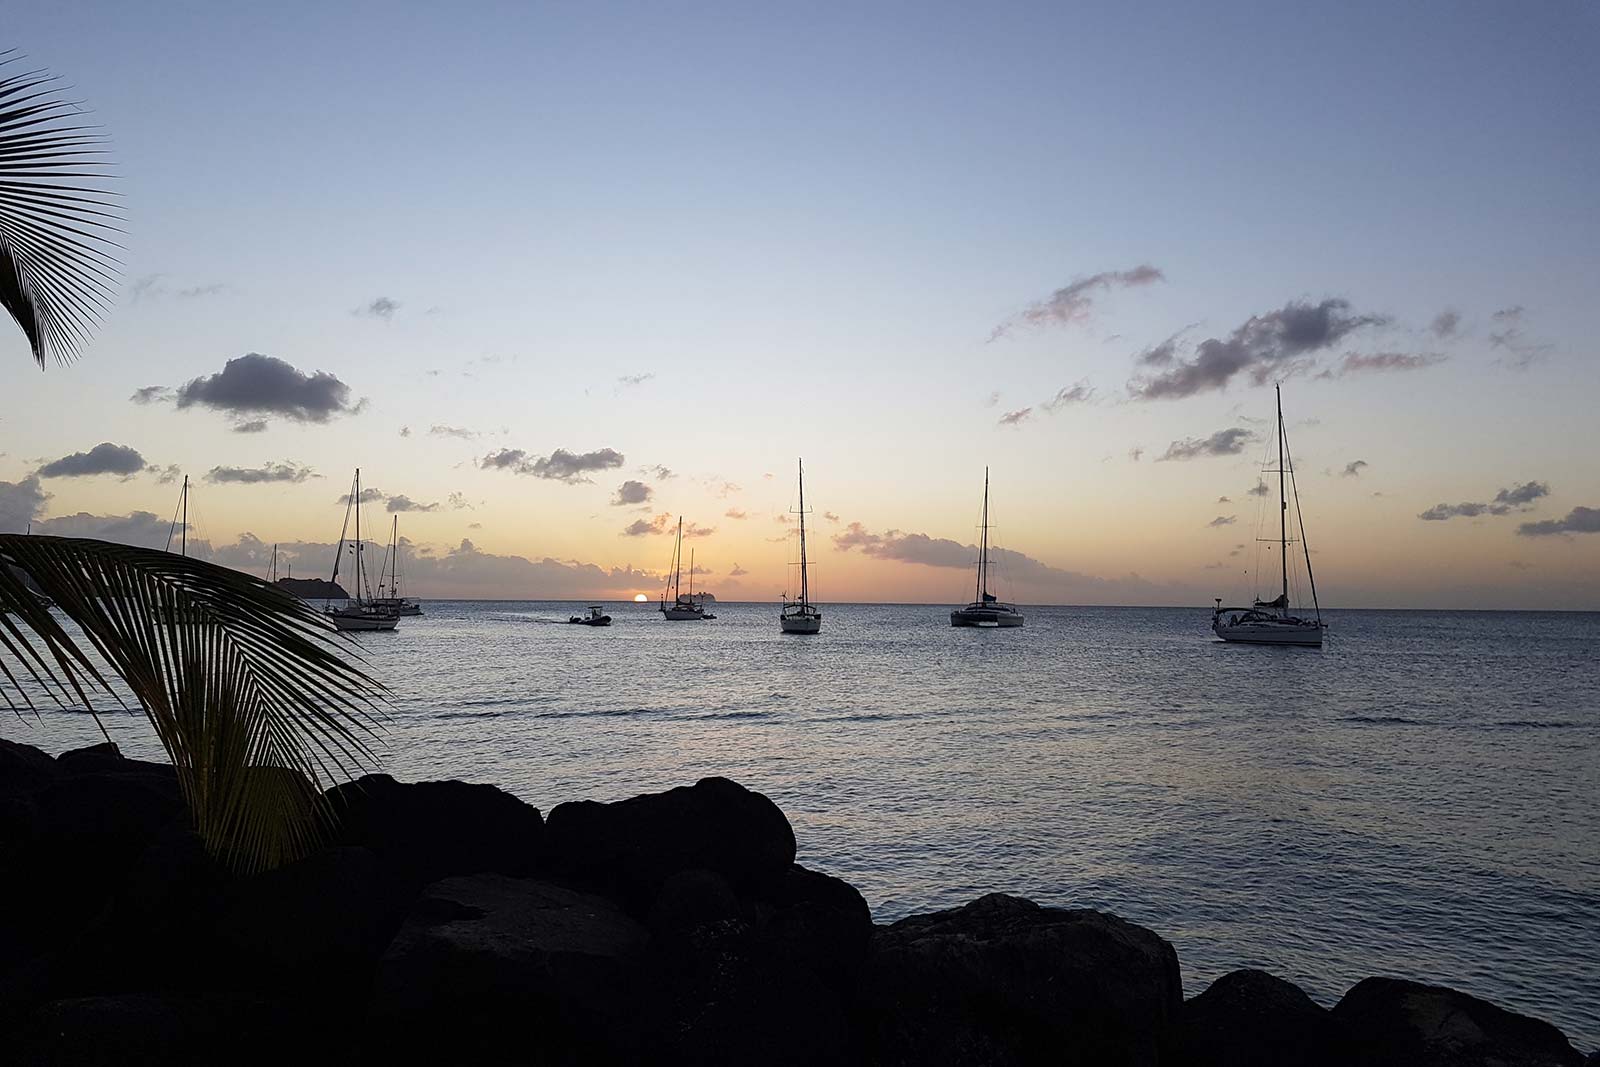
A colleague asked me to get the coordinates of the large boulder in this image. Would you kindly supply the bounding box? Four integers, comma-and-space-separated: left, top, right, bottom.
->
0, 738, 61, 795
13, 993, 297, 1066
862, 894, 1182, 1066
1333, 977, 1584, 1067
1176, 968, 1352, 1065
324, 773, 544, 886
543, 776, 796, 910
368, 873, 650, 1062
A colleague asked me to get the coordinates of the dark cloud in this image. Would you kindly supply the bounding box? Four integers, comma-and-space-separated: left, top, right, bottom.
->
1131, 299, 1387, 399
1317, 351, 1446, 379
998, 407, 1032, 427
31, 510, 194, 552
153, 465, 183, 484
1217, 496, 1232, 503
1419, 501, 1506, 521
990, 265, 1164, 341
174, 353, 356, 423
1136, 328, 1191, 367
358, 297, 400, 320
0, 476, 49, 531
386, 495, 440, 513
613, 480, 653, 506
37, 442, 146, 479
1494, 481, 1549, 507
1207, 515, 1237, 527
725, 508, 748, 520
1247, 481, 1270, 497
1518, 507, 1600, 537
1342, 460, 1369, 478
205, 462, 315, 485
233, 420, 269, 434
622, 514, 671, 537
130, 385, 172, 405
429, 425, 478, 440
480, 447, 625, 483
337, 488, 386, 505
1157, 427, 1255, 461
1040, 380, 1093, 412
1430, 310, 1461, 340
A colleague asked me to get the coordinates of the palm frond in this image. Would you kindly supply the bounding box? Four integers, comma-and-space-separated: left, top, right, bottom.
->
0, 535, 384, 873
0, 49, 123, 367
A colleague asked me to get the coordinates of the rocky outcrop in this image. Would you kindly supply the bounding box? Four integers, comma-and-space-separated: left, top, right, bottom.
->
12, 993, 297, 1067
1334, 977, 1585, 1067
862, 893, 1183, 1066
1177, 968, 1352, 1066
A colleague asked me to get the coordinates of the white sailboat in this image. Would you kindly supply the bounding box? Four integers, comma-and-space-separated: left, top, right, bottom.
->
1212, 384, 1325, 647
950, 467, 1024, 628
373, 515, 424, 616
325, 468, 400, 633
780, 458, 822, 634
659, 517, 708, 621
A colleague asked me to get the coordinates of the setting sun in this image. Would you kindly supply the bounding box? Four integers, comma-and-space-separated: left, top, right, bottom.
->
633, 594, 649, 603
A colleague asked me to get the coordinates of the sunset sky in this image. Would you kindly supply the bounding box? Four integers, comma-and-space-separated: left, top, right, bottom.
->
3, 2, 1596, 609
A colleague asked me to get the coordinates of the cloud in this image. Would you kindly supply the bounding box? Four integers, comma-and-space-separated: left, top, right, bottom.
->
1317, 351, 1446, 379
233, 419, 269, 434
177, 283, 225, 299
30, 510, 194, 552
386, 495, 440, 513
729, 563, 748, 577
1247, 481, 1270, 496
642, 465, 675, 481
613, 480, 653, 506
36, 442, 146, 479
683, 522, 716, 538
153, 465, 183, 484
1419, 501, 1505, 521
1136, 327, 1191, 367
998, 407, 1032, 427
399, 426, 411, 438
1517, 506, 1600, 537
130, 274, 165, 302
1488, 306, 1552, 369
358, 297, 400, 320
1157, 427, 1255, 461
1494, 481, 1549, 507
1207, 515, 1237, 527
1342, 460, 1369, 478
1430, 310, 1460, 340
1130, 299, 1387, 399
990, 265, 1164, 341
1040, 380, 1094, 412
480, 447, 625, 483
622, 513, 671, 537
1217, 496, 1232, 503
174, 353, 357, 423
447, 492, 472, 510
205, 462, 316, 485
617, 373, 654, 388
983, 391, 1001, 408
429, 425, 478, 440
822, 511, 840, 523
130, 385, 172, 405
724, 508, 748, 520
1128, 446, 1144, 462
337, 488, 386, 505
0, 476, 49, 531
709, 480, 741, 497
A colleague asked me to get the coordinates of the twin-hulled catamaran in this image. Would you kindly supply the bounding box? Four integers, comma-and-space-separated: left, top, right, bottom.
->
780, 459, 822, 634
951, 467, 1024, 628
1212, 385, 1324, 647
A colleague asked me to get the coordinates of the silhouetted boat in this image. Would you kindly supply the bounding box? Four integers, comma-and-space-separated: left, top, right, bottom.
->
324, 468, 399, 633
780, 459, 822, 634
373, 515, 423, 616
951, 468, 1024, 628
1212, 384, 1324, 647
568, 605, 612, 626
659, 517, 708, 620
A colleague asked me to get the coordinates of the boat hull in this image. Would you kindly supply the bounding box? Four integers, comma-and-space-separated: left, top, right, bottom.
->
660, 607, 706, 621
327, 611, 399, 632
780, 611, 822, 634
569, 616, 612, 626
1212, 617, 1322, 646
950, 606, 1024, 628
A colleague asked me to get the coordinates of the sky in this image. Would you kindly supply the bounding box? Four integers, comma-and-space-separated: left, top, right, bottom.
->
2, 1, 1597, 608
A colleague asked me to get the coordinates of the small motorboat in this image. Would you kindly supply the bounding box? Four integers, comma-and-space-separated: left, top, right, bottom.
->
569, 606, 612, 626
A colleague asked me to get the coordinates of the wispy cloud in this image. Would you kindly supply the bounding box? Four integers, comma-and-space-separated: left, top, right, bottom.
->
233, 419, 269, 434
1157, 427, 1255, 461
998, 407, 1032, 427
386, 494, 440, 513
1207, 515, 1237, 527
1430, 309, 1460, 340
990, 265, 1164, 342
356, 296, 400, 320
480, 447, 625, 483
429, 424, 479, 440
1341, 460, 1369, 477
617, 372, 655, 389
1419, 481, 1550, 521
1488, 306, 1552, 369
1317, 351, 1446, 379
1040, 380, 1094, 413
206, 462, 316, 485
724, 508, 748, 519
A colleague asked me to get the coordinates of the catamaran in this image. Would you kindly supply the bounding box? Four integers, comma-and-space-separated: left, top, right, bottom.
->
324, 468, 400, 632
1212, 384, 1325, 647
373, 515, 423, 616
780, 459, 822, 634
659, 517, 707, 620
950, 468, 1024, 628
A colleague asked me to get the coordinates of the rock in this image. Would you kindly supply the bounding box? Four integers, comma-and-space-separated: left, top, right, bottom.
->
1177, 968, 1352, 1066
863, 893, 1182, 1067
1333, 976, 1584, 1067
544, 776, 796, 909
0, 738, 60, 794
369, 873, 650, 1062
324, 772, 543, 886
13, 993, 298, 1066
762, 863, 873, 992
55, 741, 178, 785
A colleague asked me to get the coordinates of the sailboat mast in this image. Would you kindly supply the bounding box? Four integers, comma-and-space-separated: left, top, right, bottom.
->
180, 476, 188, 557
797, 459, 809, 607
1277, 385, 1288, 605
976, 467, 990, 602
673, 517, 683, 601
689, 548, 694, 600
355, 467, 364, 603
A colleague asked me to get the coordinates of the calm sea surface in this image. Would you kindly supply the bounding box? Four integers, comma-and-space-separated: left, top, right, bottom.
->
21, 602, 1600, 1048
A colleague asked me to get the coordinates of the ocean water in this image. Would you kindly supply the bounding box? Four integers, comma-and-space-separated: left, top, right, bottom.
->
18, 601, 1600, 1049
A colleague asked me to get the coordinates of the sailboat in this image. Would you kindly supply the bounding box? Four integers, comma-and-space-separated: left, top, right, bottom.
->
780, 459, 822, 634
372, 516, 424, 616
324, 468, 400, 632
950, 468, 1024, 628
659, 517, 708, 620
1212, 384, 1325, 647
165, 475, 192, 557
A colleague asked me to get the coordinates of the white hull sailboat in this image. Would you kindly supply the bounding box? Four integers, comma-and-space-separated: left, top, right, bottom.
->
780, 458, 822, 634
951, 468, 1024, 628
1212, 384, 1325, 648
373, 515, 423, 616
659, 517, 708, 621
325, 468, 400, 633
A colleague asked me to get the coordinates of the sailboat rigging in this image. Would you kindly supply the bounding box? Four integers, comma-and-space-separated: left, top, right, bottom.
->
659, 517, 709, 620
373, 515, 423, 616
780, 458, 822, 634
950, 468, 1024, 628
1211, 384, 1325, 647
324, 468, 400, 632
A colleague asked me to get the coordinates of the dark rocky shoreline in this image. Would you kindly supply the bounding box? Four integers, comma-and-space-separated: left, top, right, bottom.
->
2, 738, 1592, 1066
